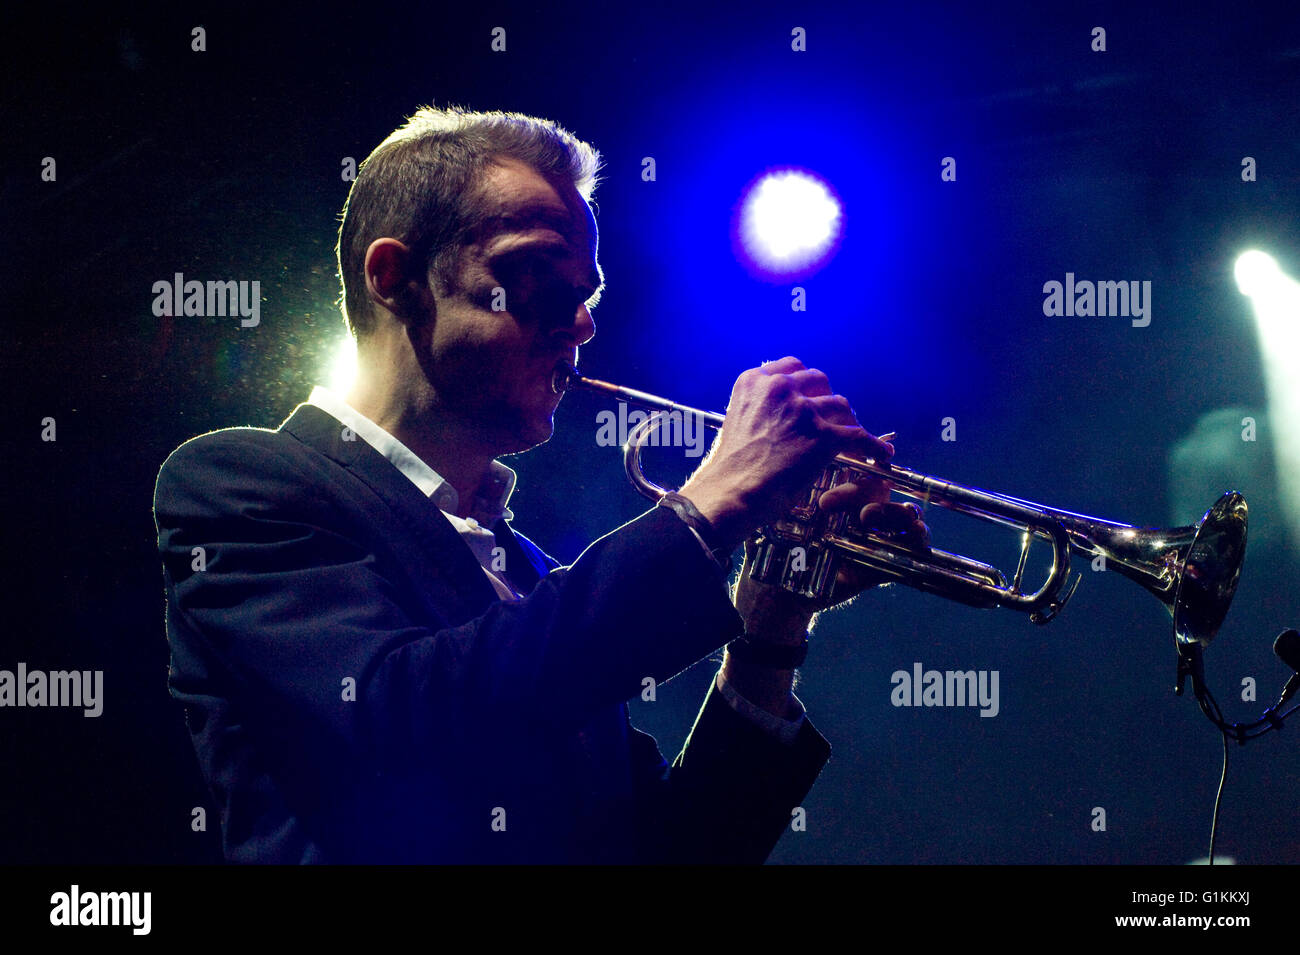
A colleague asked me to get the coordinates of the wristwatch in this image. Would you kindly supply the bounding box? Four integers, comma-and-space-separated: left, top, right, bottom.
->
656, 491, 734, 572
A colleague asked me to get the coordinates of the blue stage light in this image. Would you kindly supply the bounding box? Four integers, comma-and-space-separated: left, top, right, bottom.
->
733, 169, 842, 279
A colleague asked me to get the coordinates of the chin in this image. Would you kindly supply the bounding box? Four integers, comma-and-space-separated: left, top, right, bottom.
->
505, 417, 555, 453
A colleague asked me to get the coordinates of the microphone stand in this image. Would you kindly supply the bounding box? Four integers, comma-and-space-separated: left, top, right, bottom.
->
1175, 629, 1300, 741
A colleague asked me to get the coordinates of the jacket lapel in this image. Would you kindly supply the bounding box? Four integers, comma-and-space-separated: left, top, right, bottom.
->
277, 402, 500, 625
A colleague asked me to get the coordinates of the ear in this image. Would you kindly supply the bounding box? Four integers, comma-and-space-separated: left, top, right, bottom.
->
363, 238, 427, 322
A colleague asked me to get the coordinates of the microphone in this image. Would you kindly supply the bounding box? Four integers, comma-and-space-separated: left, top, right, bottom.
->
1272, 629, 1300, 704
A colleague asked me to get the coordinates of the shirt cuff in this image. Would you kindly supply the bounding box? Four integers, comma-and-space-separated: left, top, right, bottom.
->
714, 669, 807, 745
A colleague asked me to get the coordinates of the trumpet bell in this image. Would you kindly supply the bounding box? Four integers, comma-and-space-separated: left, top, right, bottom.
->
1029, 491, 1247, 648
1173, 492, 1248, 648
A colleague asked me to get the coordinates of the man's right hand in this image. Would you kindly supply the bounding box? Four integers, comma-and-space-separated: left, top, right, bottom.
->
678, 357, 894, 552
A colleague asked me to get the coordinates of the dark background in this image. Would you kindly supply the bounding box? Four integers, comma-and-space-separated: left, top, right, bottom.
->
4, 1, 1300, 864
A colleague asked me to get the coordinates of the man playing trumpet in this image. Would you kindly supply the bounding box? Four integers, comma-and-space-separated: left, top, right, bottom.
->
153, 105, 927, 863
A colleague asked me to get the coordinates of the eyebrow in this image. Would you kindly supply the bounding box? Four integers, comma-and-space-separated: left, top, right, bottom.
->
481, 203, 581, 241
484, 204, 605, 300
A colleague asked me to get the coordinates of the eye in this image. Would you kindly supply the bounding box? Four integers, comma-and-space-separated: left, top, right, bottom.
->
497, 253, 540, 281
495, 252, 551, 296
492, 248, 588, 323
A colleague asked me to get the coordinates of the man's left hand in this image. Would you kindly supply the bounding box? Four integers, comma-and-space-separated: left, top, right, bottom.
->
733, 485, 932, 635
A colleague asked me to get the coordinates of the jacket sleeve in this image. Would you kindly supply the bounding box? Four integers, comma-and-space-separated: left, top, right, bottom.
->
627, 679, 831, 864
154, 429, 746, 772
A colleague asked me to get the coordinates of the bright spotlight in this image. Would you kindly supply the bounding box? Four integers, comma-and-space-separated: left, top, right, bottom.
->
1235, 248, 1300, 549
1234, 250, 1284, 298
328, 334, 357, 394
734, 169, 842, 279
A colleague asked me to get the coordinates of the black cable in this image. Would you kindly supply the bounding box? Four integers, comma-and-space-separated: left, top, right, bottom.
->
1164, 629, 1300, 863
1209, 725, 1229, 865
1183, 643, 1300, 862
1191, 675, 1300, 739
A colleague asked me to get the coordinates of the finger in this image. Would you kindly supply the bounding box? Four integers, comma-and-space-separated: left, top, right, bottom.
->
803, 403, 893, 461
860, 501, 925, 534
789, 367, 832, 397
818, 422, 876, 452
885, 502, 930, 549
759, 356, 806, 376
804, 393, 858, 426
819, 479, 893, 512
801, 395, 895, 460
831, 423, 894, 463
801, 399, 892, 461
855, 434, 895, 463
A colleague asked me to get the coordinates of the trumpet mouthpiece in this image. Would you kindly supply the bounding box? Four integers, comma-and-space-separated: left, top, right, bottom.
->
551, 362, 578, 395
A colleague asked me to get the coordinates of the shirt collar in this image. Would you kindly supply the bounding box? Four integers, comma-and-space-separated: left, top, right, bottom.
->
307, 385, 516, 525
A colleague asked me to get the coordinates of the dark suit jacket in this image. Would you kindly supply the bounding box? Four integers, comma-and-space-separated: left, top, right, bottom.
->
153, 402, 831, 863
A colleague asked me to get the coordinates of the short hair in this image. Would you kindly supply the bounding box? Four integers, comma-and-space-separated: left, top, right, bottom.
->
335, 104, 602, 339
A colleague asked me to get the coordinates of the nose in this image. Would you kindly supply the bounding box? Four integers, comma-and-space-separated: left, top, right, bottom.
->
553, 300, 598, 348
540, 283, 597, 347
572, 302, 596, 347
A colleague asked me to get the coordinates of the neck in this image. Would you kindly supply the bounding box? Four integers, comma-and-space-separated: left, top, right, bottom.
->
344, 356, 499, 521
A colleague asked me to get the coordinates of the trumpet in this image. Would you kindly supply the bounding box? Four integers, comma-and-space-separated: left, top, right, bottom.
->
562, 368, 1249, 649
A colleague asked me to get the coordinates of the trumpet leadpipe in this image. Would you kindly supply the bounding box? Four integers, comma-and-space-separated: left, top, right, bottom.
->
563, 369, 726, 428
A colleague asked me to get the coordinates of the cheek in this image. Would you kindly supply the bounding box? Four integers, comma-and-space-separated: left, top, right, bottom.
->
427, 311, 534, 395
431, 308, 511, 358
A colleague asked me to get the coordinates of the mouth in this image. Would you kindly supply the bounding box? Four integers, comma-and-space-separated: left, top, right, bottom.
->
550, 360, 578, 395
